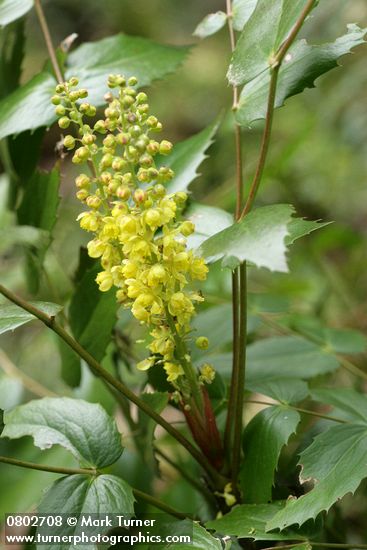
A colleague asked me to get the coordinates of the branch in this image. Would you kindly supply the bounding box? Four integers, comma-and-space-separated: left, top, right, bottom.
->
240, 0, 316, 219
34, 0, 64, 84
0, 283, 224, 484
0, 455, 188, 519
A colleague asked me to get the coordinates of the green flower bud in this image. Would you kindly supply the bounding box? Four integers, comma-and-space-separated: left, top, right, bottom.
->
63, 135, 76, 149
70, 111, 79, 121
153, 184, 166, 198
82, 134, 96, 146
55, 105, 66, 116
116, 186, 131, 200
75, 174, 91, 188
128, 76, 138, 86
87, 105, 96, 117
139, 154, 153, 168
148, 168, 159, 180
103, 135, 116, 148
137, 169, 149, 183
122, 95, 135, 109
116, 75, 126, 87
116, 132, 130, 145
94, 120, 107, 134
136, 92, 147, 104
79, 89, 88, 98
76, 189, 89, 201
158, 166, 174, 181
146, 116, 158, 128
151, 122, 163, 132
100, 153, 113, 168
73, 146, 90, 163
125, 87, 137, 97
130, 125, 142, 138
69, 77, 79, 87
147, 141, 159, 155
112, 157, 126, 171
107, 74, 119, 88
58, 116, 70, 129
86, 195, 102, 209
196, 336, 209, 350
175, 191, 188, 204
105, 107, 119, 119
180, 221, 195, 236
100, 172, 112, 185
69, 91, 80, 102
137, 104, 149, 115
51, 95, 61, 105
55, 84, 65, 94
134, 189, 147, 203
159, 140, 173, 155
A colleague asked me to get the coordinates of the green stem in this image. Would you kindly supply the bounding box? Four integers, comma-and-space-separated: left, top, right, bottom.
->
132, 488, 191, 520
0, 456, 188, 519
224, 269, 240, 457
166, 311, 204, 415
231, 262, 247, 486
34, 0, 64, 84
239, 66, 279, 219
0, 455, 97, 476
245, 399, 347, 424
239, 0, 316, 219
0, 283, 223, 483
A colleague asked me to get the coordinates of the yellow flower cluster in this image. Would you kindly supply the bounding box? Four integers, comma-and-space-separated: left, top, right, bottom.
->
53, 75, 212, 389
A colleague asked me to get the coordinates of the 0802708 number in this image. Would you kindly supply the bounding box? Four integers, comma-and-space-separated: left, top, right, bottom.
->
6, 515, 63, 527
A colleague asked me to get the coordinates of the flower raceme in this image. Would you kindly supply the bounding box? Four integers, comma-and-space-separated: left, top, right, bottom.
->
52, 75, 213, 396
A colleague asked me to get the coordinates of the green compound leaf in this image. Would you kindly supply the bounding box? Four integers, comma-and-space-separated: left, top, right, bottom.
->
246, 335, 339, 381
36, 474, 135, 550
206, 501, 305, 541
236, 24, 367, 127
69, 262, 118, 358
0, 0, 33, 27
240, 406, 300, 503
166, 522, 222, 550
0, 302, 62, 335
267, 424, 367, 531
17, 167, 61, 294
163, 119, 220, 194
186, 203, 232, 249
232, 0, 258, 31
248, 378, 309, 405
287, 314, 367, 354
193, 11, 227, 39
0, 225, 49, 254
198, 204, 326, 272
0, 33, 190, 139
61, 260, 117, 387
227, 0, 312, 86
0, 72, 56, 140
2, 397, 123, 468
311, 388, 367, 424
65, 33, 190, 105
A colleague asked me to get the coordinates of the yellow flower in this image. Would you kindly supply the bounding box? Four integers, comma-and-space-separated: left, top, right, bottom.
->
147, 264, 167, 287
196, 336, 209, 350
200, 363, 216, 384
77, 211, 100, 232
137, 357, 155, 371
87, 239, 105, 258
163, 362, 184, 382
190, 257, 209, 280
96, 270, 113, 292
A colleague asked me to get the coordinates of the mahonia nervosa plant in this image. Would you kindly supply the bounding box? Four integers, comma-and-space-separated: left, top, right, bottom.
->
52, 75, 216, 413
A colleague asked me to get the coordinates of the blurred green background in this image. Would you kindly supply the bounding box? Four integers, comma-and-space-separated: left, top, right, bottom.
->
1, 0, 367, 540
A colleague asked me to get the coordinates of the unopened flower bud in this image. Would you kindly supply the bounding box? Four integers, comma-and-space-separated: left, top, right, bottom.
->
75, 174, 90, 188
128, 76, 138, 86
134, 189, 146, 204
180, 221, 195, 236
159, 140, 173, 155
51, 95, 61, 105
63, 135, 76, 149
196, 336, 209, 350
58, 116, 70, 129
